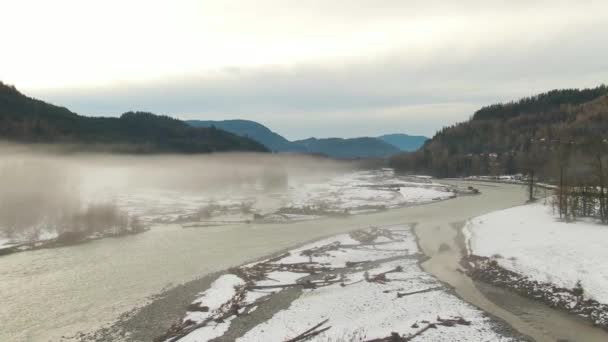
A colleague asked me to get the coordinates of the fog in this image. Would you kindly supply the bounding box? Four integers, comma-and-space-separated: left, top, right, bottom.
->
0, 143, 354, 245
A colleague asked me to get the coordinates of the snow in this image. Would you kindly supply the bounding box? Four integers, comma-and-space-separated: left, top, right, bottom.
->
86, 169, 454, 226
177, 319, 234, 342
0, 237, 16, 250
275, 230, 419, 268
464, 175, 557, 189
170, 225, 520, 342
399, 186, 453, 202
178, 274, 246, 341
285, 169, 453, 215
464, 202, 608, 304
0, 228, 59, 251
239, 267, 511, 342
183, 274, 245, 324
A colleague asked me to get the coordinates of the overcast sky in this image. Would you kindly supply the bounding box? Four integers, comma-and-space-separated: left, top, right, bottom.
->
2, 0, 607, 139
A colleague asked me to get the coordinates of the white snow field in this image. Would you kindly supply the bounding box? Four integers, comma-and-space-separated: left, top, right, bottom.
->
168, 225, 520, 342
102, 169, 455, 224
464, 202, 608, 304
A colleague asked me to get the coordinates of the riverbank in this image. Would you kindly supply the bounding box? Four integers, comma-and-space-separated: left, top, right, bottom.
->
153, 225, 526, 341
463, 202, 608, 330
0, 169, 455, 258
0, 227, 148, 257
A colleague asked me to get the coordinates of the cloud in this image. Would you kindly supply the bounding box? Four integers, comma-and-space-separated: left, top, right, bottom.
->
5, 0, 608, 139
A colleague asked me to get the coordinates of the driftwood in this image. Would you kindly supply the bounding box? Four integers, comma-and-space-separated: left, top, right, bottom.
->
364, 316, 472, 342
300, 242, 342, 262
395, 286, 443, 298
158, 250, 341, 341
157, 226, 434, 342
345, 260, 371, 267
285, 319, 331, 342
247, 278, 342, 290
365, 266, 404, 284
350, 227, 398, 244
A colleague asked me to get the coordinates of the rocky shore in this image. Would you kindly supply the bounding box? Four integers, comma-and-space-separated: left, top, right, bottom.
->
465, 255, 608, 330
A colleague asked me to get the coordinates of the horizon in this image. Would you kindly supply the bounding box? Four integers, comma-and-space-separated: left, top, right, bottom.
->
2, 1, 608, 139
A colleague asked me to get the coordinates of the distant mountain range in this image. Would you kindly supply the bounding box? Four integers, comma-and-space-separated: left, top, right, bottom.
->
187, 119, 427, 158
292, 137, 400, 159
187, 119, 306, 152
0, 81, 426, 158
0, 82, 267, 153
378, 134, 429, 152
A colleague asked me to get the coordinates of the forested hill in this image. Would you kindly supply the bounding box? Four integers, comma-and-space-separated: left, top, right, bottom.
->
187, 119, 410, 158
293, 137, 400, 159
0, 82, 268, 153
187, 119, 306, 152
377, 133, 428, 151
390, 85, 608, 177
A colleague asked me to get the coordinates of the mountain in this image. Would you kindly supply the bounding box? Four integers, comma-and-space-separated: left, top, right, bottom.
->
187, 119, 305, 152
389, 85, 608, 177
0, 82, 267, 153
292, 137, 401, 159
378, 133, 428, 151
186, 119, 405, 158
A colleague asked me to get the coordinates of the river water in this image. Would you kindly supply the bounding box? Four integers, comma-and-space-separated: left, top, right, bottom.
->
1, 181, 606, 341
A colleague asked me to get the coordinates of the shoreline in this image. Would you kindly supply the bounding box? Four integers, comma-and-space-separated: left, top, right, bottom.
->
80, 226, 399, 342
464, 254, 608, 331
147, 225, 528, 342
0, 228, 149, 257
453, 206, 608, 342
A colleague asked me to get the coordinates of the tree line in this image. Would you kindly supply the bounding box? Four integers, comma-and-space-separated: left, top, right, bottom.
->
390, 85, 608, 222
390, 85, 608, 178
0, 82, 268, 153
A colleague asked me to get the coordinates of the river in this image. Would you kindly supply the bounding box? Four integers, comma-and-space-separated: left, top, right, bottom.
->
1, 181, 606, 341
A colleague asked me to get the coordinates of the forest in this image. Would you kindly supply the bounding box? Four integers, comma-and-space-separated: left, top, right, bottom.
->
390, 84, 608, 222
0, 82, 268, 153
390, 85, 608, 178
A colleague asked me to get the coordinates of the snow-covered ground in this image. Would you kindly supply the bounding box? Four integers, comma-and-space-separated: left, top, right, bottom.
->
463, 175, 557, 190
0, 237, 15, 250
464, 202, 608, 304
104, 169, 455, 225
164, 225, 521, 342
0, 229, 59, 252
0, 169, 455, 253
287, 169, 452, 214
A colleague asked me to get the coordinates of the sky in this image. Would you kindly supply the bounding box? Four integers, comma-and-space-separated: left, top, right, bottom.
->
2, 0, 608, 140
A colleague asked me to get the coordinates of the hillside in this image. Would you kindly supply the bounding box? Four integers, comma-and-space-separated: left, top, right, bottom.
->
378, 133, 428, 151
390, 85, 608, 177
186, 119, 405, 158
0, 82, 267, 153
293, 137, 400, 159
187, 119, 305, 152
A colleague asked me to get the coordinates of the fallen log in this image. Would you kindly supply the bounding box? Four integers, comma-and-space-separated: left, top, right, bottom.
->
396, 286, 443, 298
365, 266, 404, 284
364, 316, 472, 342
285, 319, 331, 342
247, 278, 342, 290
